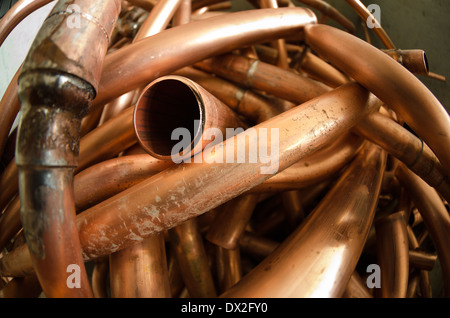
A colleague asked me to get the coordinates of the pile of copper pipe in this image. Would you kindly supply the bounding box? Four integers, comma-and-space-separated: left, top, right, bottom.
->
0, 0, 449, 299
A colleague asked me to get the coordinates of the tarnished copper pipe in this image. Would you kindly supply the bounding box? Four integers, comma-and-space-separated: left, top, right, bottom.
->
15, 0, 121, 297
238, 232, 278, 259
92, 7, 317, 109
396, 164, 450, 297
206, 194, 259, 250
221, 144, 386, 297
109, 233, 171, 298
169, 218, 217, 297
353, 111, 450, 203
0, 0, 54, 46
382, 49, 429, 76
305, 24, 450, 179
344, 0, 395, 49
0, 275, 41, 298
196, 53, 331, 105
133, 75, 247, 161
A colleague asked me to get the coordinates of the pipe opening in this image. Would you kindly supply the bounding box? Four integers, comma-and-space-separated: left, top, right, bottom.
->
134, 78, 203, 159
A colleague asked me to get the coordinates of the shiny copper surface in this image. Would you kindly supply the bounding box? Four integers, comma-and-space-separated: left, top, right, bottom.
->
0, 0, 448, 299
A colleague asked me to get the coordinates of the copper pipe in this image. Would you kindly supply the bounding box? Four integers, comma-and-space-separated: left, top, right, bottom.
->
192, 0, 230, 11
0, 275, 41, 298
353, 111, 450, 203
78, 106, 137, 172
344, 0, 395, 49
0, 160, 18, 213
0, 243, 34, 277
295, 0, 356, 34
125, 0, 157, 12
280, 190, 305, 225
75, 154, 172, 211
74, 82, 379, 260
221, 144, 386, 297
238, 232, 278, 259
305, 24, 450, 179
174, 67, 282, 124
109, 233, 171, 298
250, 133, 364, 192
134, 75, 246, 161
342, 272, 373, 298
167, 247, 185, 297
382, 49, 429, 76
206, 194, 259, 250
92, 7, 317, 109
215, 246, 242, 293
0, 0, 54, 46
173, 0, 192, 26
195, 53, 331, 105
91, 257, 109, 298
0, 196, 21, 251
409, 249, 437, 272
395, 164, 450, 297
15, 0, 121, 297
260, 0, 289, 69
0, 83, 379, 277
169, 218, 217, 297
375, 211, 409, 298
0, 67, 21, 159
294, 48, 349, 88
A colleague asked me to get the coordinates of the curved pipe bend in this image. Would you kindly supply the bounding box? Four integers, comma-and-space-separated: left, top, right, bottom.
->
304, 24, 450, 180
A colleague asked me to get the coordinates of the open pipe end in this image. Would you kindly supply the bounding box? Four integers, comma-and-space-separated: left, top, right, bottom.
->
134, 76, 204, 161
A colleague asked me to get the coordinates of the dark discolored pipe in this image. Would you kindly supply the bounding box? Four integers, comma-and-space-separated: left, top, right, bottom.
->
382, 49, 429, 76
15, 0, 121, 297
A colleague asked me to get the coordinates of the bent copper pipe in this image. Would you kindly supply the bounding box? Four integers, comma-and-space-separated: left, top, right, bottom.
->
344, 0, 395, 49
0, 0, 54, 46
296, 0, 356, 34
15, 0, 120, 297
73, 82, 380, 260
0, 275, 41, 298
195, 53, 331, 105
215, 246, 242, 293
305, 24, 450, 179
0, 68, 21, 159
395, 164, 450, 297
92, 7, 317, 109
205, 193, 259, 250
169, 218, 217, 298
221, 144, 386, 297
109, 233, 171, 298
133, 75, 247, 161
409, 249, 437, 272
353, 111, 450, 203
0, 160, 18, 213
375, 211, 409, 298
